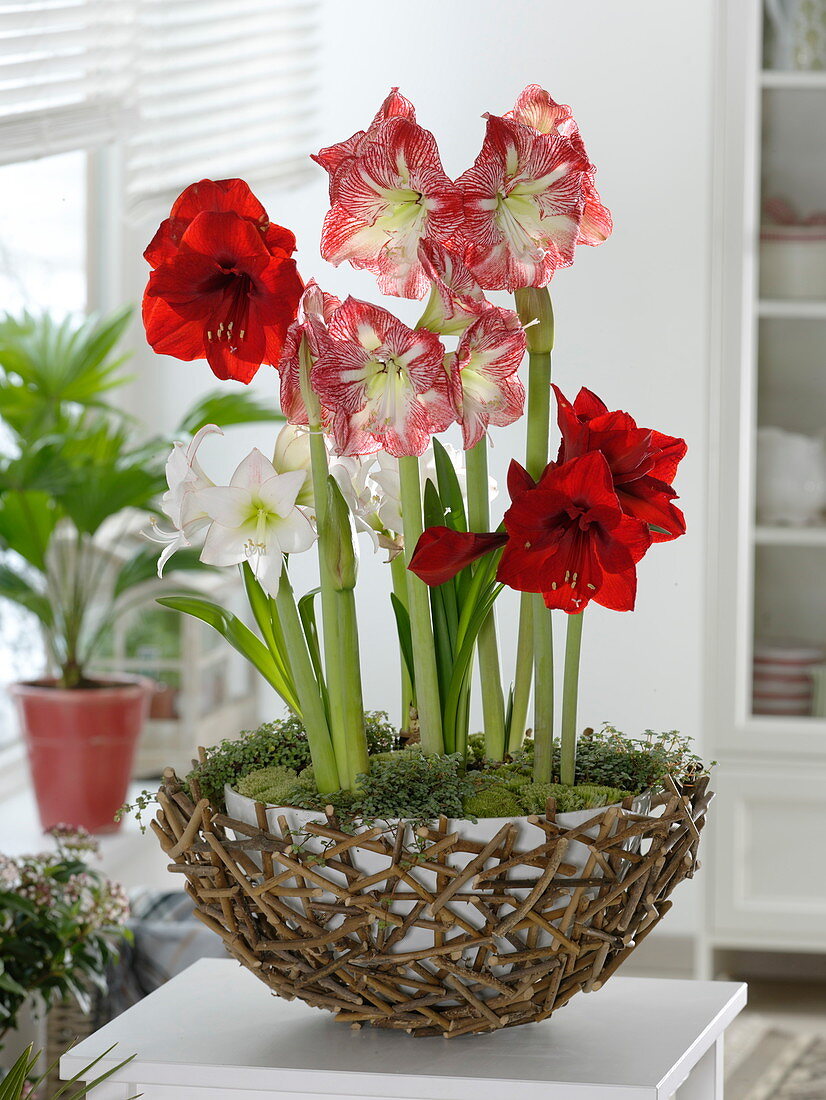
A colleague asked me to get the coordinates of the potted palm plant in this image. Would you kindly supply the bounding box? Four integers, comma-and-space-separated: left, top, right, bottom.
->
0, 309, 277, 831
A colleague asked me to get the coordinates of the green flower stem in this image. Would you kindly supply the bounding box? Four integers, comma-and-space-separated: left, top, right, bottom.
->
390, 551, 414, 734
510, 592, 534, 754
465, 439, 506, 760
274, 570, 339, 793
512, 288, 555, 756
297, 337, 347, 788
398, 453, 444, 755
532, 603, 554, 783
337, 587, 370, 788
560, 610, 584, 786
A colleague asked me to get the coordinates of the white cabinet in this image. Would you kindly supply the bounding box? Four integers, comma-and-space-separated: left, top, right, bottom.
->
707, 0, 826, 955
712, 762, 826, 948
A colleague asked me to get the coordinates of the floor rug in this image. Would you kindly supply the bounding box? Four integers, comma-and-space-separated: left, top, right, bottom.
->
726, 1018, 826, 1099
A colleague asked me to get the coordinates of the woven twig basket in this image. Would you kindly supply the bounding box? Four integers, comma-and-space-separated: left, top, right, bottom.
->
152, 770, 710, 1037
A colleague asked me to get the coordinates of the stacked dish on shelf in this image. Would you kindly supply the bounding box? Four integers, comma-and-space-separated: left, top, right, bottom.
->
752, 639, 825, 716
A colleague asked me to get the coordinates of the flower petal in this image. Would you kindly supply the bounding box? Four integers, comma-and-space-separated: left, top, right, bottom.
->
409, 526, 508, 586
269, 506, 317, 554
257, 469, 307, 518
195, 485, 252, 528
200, 519, 251, 566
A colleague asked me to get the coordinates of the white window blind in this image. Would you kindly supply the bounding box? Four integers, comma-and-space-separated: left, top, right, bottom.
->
126, 0, 321, 218
0, 0, 133, 167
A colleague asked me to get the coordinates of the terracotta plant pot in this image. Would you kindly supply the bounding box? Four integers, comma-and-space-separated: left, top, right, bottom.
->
10, 677, 152, 833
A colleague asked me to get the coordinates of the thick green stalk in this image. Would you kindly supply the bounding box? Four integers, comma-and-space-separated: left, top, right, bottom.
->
323, 475, 369, 789
274, 571, 340, 793
509, 592, 534, 753
465, 440, 506, 759
511, 288, 555, 755
532, 605, 554, 783
390, 551, 414, 734
337, 588, 369, 787
398, 454, 444, 754
560, 611, 584, 786
298, 338, 348, 786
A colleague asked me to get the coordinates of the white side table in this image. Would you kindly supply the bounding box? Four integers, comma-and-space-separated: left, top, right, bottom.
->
62, 958, 746, 1100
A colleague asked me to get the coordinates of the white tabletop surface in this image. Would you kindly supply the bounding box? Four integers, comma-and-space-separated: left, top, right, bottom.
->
63, 958, 746, 1100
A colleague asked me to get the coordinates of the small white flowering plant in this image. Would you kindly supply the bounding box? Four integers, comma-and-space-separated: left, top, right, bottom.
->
0, 827, 130, 1044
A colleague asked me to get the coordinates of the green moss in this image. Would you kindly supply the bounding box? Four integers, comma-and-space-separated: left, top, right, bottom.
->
463, 785, 522, 818
517, 782, 632, 815
235, 765, 300, 805
485, 765, 532, 791
185, 711, 398, 810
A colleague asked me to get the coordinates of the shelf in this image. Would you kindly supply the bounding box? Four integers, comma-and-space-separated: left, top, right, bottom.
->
755, 525, 826, 546
746, 715, 826, 734
761, 70, 826, 89
758, 299, 826, 319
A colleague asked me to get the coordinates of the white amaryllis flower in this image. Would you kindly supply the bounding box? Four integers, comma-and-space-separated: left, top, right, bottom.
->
195, 449, 316, 597
371, 443, 498, 535
329, 454, 382, 549
272, 423, 314, 510
149, 424, 223, 575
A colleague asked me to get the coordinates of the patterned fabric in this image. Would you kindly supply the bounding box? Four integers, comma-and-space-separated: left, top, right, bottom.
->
727, 1019, 826, 1100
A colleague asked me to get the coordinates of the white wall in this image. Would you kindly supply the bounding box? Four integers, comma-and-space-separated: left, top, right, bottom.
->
120, 0, 718, 927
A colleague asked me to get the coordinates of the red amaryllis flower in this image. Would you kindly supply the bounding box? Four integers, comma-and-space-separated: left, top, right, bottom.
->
409, 452, 652, 613
416, 241, 491, 335
553, 385, 687, 542
312, 296, 456, 457
312, 87, 416, 203
317, 104, 464, 299
409, 527, 508, 586
452, 307, 526, 448
142, 179, 303, 384
455, 113, 590, 290
498, 453, 652, 612
277, 280, 341, 424
507, 85, 612, 247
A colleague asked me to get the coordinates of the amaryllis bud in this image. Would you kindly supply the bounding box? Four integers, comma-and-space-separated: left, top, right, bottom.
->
322, 474, 359, 590
272, 423, 314, 510
514, 287, 555, 354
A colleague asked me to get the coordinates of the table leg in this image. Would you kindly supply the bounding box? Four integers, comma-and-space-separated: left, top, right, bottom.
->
675, 1035, 724, 1099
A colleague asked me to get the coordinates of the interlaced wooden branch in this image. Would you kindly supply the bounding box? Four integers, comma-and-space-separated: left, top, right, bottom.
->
153, 770, 710, 1037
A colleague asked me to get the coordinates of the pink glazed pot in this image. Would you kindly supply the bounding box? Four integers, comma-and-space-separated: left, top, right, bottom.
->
10, 676, 152, 833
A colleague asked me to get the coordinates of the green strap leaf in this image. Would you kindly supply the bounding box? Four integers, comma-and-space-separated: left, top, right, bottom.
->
156, 595, 300, 713
390, 592, 415, 691
297, 586, 329, 718
432, 437, 467, 532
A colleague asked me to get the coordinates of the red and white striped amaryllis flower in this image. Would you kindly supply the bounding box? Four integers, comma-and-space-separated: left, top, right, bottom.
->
456, 99, 595, 290
416, 241, 491, 336
315, 92, 464, 299
452, 307, 526, 448
507, 84, 612, 248
313, 87, 416, 203
277, 280, 341, 425
312, 296, 456, 457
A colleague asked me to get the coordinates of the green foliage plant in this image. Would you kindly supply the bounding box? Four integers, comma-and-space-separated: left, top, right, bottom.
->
0, 828, 130, 1043
0, 1043, 137, 1099
0, 309, 278, 688
186, 712, 398, 810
